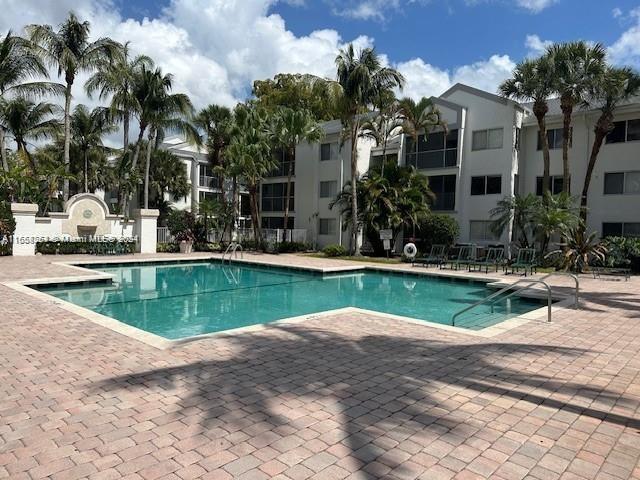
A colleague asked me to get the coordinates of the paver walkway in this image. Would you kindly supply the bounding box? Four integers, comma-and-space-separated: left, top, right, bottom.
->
1, 253, 639, 479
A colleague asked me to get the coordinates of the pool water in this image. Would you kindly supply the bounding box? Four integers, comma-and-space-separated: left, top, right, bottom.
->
36, 261, 544, 339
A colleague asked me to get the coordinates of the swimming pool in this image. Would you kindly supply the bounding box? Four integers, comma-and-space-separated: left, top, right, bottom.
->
36, 260, 545, 339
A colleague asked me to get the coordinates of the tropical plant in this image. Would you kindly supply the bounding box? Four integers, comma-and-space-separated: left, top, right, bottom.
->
0, 159, 41, 203
147, 148, 190, 207
322, 244, 347, 257
490, 194, 540, 248
70, 104, 116, 192
85, 41, 153, 148
225, 104, 275, 246
546, 41, 607, 193
580, 67, 640, 226
533, 192, 579, 254
167, 209, 197, 242
335, 44, 405, 255
602, 236, 640, 270
416, 214, 460, 248
499, 56, 555, 196
0, 31, 63, 172
27, 12, 121, 200
359, 104, 403, 177
545, 227, 607, 272
270, 107, 323, 236
0, 97, 61, 172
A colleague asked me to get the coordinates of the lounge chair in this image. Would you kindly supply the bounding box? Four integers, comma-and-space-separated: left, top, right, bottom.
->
441, 245, 476, 271
505, 248, 537, 276
468, 247, 505, 273
413, 244, 447, 268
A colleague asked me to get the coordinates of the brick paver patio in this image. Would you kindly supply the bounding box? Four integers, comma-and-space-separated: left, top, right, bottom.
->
1, 253, 639, 479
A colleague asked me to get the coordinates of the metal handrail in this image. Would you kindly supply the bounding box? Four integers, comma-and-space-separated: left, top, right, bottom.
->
539, 272, 579, 308
221, 242, 243, 263
452, 278, 552, 326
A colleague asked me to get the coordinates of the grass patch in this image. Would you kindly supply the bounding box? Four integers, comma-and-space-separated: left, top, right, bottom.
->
300, 252, 403, 264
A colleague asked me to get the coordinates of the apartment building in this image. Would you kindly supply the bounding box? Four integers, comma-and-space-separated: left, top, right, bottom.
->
162, 83, 640, 249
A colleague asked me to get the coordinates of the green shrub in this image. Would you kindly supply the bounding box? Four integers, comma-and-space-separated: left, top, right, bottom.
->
603, 236, 640, 271
167, 210, 197, 241
36, 240, 136, 255
194, 242, 221, 252
416, 214, 459, 248
157, 242, 179, 253
277, 241, 310, 253
0, 202, 15, 256
322, 244, 347, 257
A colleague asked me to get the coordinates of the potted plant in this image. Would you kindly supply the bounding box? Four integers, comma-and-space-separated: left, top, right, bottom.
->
167, 210, 197, 254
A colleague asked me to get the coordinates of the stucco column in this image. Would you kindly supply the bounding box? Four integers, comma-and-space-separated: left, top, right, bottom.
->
10, 203, 39, 256
134, 209, 160, 254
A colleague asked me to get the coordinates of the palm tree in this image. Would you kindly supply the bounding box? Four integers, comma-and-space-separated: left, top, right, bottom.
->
335, 44, 405, 255
0, 31, 62, 171
499, 56, 555, 196
490, 194, 540, 248
0, 97, 61, 172
534, 192, 579, 254
359, 102, 403, 177
70, 104, 116, 192
270, 107, 323, 237
398, 96, 447, 171
27, 12, 120, 200
147, 149, 190, 208
85, 41, 153, 148
226, 105, 275, 246
546, 41, 607, 193
580, 67, 640, 226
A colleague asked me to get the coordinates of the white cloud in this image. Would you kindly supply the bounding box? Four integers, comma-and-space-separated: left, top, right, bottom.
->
525, 34, 552, 57
612, 7, 623, 18
514, 0, 558, 13
608, 7, 640, 67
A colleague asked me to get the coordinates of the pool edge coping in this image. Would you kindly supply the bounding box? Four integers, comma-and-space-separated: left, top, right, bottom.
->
3, 255, 576, 350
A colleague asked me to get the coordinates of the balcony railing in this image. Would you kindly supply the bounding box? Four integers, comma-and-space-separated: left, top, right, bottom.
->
406, 149, 457, 170
199, 175, 222, 189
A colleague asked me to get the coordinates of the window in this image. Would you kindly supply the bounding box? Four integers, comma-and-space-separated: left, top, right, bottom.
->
429, 174, 456, 211
537, 128, 571, 150
406, 129, 458, 169
514, 127, 521, 151
199, 191, 222, 203
261, 182, 294, 212
371, 153, 398, 168
469, 221, 500, 242
319, 180, 337, 198
514, 174, 520, 196
472, 128, 503, 151
471, 175, 502, 196
602, 222, 640, 238
267, 148, 295, 177
240, 193, 251, 217
262, 216, 294, 229
320, 142, 339, 161
319, 218, 337, 235
199, 165, 221, 188
536, 176, 564, 196
606, 119, 640, 144
604, 171, 640, 195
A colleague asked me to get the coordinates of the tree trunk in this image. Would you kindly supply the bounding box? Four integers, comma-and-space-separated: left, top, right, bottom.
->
249, 184, 262, 248
123, 114, 129, 149
0, 127, 8, 172
144, 129, 155, 209
350, 120, 360, 256
282, 146, 294, 240
580, 122, 609, 227
535, 111, 551, 198
231, 175, 238, 240
63, 78, 73, 201
120, 122, 147, 214
84, 149, 88, 193
560, 95, 573, 193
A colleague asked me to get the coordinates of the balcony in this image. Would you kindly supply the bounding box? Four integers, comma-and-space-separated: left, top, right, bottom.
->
406, 150, 457, 170
199, 175, 222, 189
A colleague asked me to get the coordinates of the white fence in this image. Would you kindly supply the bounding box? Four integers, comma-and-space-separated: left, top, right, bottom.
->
157, 226, 307, 245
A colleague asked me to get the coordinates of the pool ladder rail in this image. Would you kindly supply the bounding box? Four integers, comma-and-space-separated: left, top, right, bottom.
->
451, 272, 579, 327
222, 242, 243, 263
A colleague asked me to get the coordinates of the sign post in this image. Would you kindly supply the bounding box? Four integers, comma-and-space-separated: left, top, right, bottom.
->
379, 229, 393, 258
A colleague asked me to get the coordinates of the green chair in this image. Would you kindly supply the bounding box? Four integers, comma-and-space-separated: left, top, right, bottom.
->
505, 248, 537, 276
468, 247, 505, 273
442, 245, 476, 271
413, 245, 447, 268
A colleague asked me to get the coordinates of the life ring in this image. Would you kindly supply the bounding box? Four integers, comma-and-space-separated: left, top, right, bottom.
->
403, 242, 417, 259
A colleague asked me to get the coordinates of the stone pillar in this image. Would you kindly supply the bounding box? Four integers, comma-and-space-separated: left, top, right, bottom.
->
134, 209, 160, 254
10, 203, 39, 256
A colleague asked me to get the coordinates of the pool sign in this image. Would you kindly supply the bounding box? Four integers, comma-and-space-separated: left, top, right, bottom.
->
379, 229, 393, 240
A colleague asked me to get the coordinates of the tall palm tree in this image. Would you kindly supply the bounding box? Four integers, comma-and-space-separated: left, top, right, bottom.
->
0, 97, 61, 172
490, 194, 541, 248
546, 41, 607, 193
0, 31, 62, 171
580, 67, 640, 226
499, 56, 555, 196
359, 101, 403, 177
27, 12, 120, 200
85, 41, 153, 148
398, 96, 447, 170
226, 105, 275, 246
70, 104, 117, 192
335, 44, 404, 255
148, 149, 190, 207
270, 107, 323, 237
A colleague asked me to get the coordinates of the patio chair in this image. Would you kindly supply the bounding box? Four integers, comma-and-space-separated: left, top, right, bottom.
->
505, 248, 537, 276
468, 247, 505, 273
413, 244, 447, 268
441, 245, 476, 271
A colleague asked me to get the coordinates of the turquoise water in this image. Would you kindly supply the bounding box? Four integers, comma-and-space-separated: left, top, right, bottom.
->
36, 261, 544, 339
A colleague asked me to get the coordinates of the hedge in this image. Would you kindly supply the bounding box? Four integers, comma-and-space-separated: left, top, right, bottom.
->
36, 240, 136, 255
